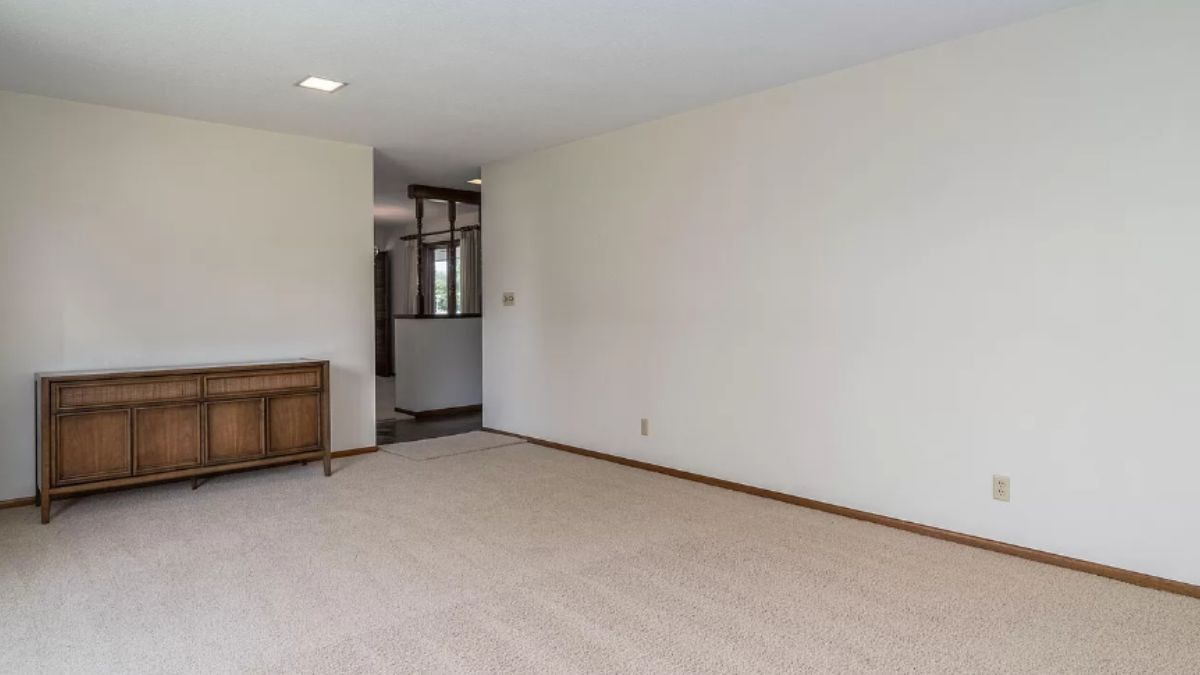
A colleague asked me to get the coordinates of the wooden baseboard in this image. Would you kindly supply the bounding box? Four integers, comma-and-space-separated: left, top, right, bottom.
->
0, 496, 36, 510
395, 404, 482, 419
482, 427, 1200, 600
330, 446, 379, 458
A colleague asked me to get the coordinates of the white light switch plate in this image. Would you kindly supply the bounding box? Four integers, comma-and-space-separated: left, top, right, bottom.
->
502, 292, 515, 306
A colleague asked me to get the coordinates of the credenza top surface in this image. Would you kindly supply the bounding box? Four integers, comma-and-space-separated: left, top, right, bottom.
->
36, 358, 327, 382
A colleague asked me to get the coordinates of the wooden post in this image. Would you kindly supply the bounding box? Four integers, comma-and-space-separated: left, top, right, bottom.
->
322, 360, 332, 477
447, 200, 457, 315
39, 378, 51, 523
414, 198, 425, 316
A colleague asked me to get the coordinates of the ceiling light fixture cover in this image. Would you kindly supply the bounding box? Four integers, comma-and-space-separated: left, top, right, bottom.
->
467, 178, 482, 185
296, 76, 347, 92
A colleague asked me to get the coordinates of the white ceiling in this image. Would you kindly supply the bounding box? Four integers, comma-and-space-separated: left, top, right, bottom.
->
0, 0, 1088, 225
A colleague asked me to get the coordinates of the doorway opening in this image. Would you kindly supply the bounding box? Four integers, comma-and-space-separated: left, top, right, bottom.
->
373, 184, 482, 445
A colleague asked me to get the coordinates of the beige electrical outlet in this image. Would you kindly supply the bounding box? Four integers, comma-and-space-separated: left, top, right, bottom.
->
640, 418, 649, 436
502, 292, 515, 306
993, 475, 1011, 502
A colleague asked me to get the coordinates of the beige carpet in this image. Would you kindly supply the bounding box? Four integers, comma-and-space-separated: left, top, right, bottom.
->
381, 430, 524, 460
2, 441, 1198, 674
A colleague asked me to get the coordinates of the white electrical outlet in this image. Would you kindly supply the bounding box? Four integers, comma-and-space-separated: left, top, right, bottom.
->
993, 475, 1011, 502
502, 292, 515, 306
640, 418, 649, 436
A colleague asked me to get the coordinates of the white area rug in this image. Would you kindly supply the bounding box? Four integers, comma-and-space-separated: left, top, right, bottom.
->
380, 430, 524, 460
2, 444, 1198, 673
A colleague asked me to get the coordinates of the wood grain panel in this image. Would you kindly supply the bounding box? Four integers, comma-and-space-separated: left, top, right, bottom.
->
206, 399, 264, 463
134, 404, 201, 474
268, 393, 320, 454
205, 369, 319, 397
56, 378, 199, 409
56, 410, 131, 485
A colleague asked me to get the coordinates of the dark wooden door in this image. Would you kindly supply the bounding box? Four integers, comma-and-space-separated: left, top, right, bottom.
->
374, 251, 394, 376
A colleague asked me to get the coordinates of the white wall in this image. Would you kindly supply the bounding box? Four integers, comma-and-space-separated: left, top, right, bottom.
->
482, 0, 1200, 585
0, 91, 375, 501
394, 318, 482, 412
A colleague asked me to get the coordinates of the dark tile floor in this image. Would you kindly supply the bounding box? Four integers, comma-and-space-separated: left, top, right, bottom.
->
376, 411, 483, 445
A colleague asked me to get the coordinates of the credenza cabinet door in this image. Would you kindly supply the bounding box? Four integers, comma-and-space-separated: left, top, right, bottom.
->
134, 404, 202, 474
206, 399, 265, 464
267, 393, 321, 455
55, 410, 132, 485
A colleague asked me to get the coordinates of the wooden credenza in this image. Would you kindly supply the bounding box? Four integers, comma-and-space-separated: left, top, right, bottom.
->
36, 359, 331, 523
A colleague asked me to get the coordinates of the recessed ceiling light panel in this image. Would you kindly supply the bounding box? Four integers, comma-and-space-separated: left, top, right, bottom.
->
296, 76, 347, 93
467, 178, 482, 185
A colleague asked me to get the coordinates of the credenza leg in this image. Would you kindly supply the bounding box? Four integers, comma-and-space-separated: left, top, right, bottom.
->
40, 492, 50, 524
191, 477, 199, 490
323, 451, 332, 477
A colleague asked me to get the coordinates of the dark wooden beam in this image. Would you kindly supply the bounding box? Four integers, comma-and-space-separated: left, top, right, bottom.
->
399, 224, 478, 242
447, 200, 457, 316
414, 198, 426, 315
407, 184, 481, 205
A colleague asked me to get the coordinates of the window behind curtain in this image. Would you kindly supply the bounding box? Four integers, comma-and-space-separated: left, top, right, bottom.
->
431, 243, 462, 315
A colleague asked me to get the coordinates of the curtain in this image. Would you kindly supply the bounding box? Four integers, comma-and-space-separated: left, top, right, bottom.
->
420, 244, 436, 314
460, 228, 481, 314
396, 239, 419, 315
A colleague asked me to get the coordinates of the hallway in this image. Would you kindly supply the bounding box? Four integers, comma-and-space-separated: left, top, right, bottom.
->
376, 376, 481, 444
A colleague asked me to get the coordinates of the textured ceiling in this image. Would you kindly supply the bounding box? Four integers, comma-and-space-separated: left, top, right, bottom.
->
0, 0, 1089, 225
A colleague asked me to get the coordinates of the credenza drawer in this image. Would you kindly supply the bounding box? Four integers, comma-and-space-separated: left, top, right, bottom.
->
55, 377, 201, 410
204, 369, 321, 397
